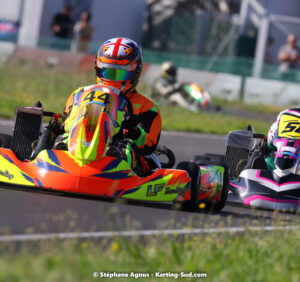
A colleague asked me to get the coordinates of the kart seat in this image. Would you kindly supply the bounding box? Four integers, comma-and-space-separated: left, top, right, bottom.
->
10, 107, 42, 160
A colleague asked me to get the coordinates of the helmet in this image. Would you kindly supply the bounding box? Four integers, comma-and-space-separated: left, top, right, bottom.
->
95, 37, 143, 94
161, 61, 177, 82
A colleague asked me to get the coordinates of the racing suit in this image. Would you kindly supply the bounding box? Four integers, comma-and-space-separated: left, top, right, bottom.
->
63, 84, 162, 171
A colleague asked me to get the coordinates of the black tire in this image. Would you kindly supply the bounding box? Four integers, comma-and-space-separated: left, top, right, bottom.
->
203, 153, 225, 163
176, 161, 200, 211
236, 158, 248, 176
190, 155, 210, 163
0, 134, 12, 148
252, 133, 265, 139
191, 154, 225, 166
204, 164, 229, 212
155, 145, 176, 168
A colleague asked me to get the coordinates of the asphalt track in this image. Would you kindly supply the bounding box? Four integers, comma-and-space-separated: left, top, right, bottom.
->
0, 120, 299, 240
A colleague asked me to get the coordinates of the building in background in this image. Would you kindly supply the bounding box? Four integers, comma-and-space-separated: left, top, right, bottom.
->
0, 0, 22, 42
1, 0, 300, 82
0, 0, 146, 50
142, 0, 241, 56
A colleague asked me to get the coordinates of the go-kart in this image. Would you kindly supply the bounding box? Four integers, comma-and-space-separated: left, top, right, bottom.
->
181, 82, 220, 112
152, 81, 220, 113
0, 85, 229, 211
222, 109, 300, 213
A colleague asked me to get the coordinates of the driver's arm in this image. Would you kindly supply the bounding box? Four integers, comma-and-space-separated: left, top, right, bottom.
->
126, 93, 162, 155
155, 79, 181, 97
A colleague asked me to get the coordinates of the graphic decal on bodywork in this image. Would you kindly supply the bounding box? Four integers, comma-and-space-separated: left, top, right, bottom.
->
21, 172, 34, 184
120, 172, 189, 202
34, 159, 69, 173
47, 150, 61, 166
102, 158, 123, 172
93, 171, 132, 180
0, 170, 14, 180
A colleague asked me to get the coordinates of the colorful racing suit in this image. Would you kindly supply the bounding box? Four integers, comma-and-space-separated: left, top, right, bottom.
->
63, 84, 162, 169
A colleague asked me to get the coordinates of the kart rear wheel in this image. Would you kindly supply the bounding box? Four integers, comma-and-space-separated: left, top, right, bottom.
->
176, 161, 200, 211
0, 134, 12, 148
191, 154, 225, 166
190, 155, 210, 163
203, 153, 224, 163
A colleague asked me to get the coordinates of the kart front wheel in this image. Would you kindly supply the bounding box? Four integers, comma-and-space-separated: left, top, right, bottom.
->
155, 145, 176, 168
0, 134, 12, 148
176, 161, 200, 211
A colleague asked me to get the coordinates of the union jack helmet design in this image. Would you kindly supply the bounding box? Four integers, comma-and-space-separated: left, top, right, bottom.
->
95, 37, 143, 94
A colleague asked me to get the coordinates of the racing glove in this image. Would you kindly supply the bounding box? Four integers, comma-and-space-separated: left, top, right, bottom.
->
125, 125, 142, 140
122, 114, 142, 140
107, 139, 137, 169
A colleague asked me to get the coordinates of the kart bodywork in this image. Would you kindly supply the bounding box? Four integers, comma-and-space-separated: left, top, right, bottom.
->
225, 109, 300, 213
0, 147, 190, 203
0, 85, 228, 211
182, 82, 212, 110
229, 169, 300, 212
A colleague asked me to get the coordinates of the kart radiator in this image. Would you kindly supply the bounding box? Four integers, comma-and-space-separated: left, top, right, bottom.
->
224, 130, 253, 178
10, 107, 42, 160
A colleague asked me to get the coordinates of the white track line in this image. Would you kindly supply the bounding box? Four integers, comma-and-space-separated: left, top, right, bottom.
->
0, 225, 299, 242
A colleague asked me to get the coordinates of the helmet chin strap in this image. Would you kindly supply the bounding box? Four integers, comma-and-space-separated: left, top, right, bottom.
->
120, 81, 126, 91
97, 78, 133, 94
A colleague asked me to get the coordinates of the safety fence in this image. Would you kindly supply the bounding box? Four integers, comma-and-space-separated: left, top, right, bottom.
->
1, 35, 300, 84
142, 49, 300, 84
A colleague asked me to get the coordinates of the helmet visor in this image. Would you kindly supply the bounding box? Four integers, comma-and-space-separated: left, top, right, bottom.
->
97, 67, 135, 81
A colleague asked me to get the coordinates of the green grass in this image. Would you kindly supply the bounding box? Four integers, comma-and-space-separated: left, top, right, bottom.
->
211, 96, 285, 116
0, 228, 299, 282
0, 63, 278, 134
161, 105, 271, 134
0, 63, 94, 117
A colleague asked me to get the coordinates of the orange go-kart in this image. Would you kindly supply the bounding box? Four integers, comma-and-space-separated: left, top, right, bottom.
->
0, 85, 228, 211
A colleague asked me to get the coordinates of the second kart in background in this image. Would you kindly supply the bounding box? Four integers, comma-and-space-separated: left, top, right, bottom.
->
152, 61, 220, 112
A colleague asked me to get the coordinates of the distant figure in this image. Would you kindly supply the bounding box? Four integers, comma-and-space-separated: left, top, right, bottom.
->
278, 34, 299, 72
71, 11, 93, 53
51, 5, 73, 39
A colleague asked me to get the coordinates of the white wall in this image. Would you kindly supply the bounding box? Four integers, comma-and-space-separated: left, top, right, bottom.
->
0, 0, 22, 21
18, 0, 44, 47
142, 63, 300, 106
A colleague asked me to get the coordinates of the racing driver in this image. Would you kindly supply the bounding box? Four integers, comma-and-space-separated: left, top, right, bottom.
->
60, 37, 162, 172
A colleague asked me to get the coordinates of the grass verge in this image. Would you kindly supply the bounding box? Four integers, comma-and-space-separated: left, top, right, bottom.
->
0, 63, 279, 134
161, 106, 271, 134
0, 228, 299, 282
